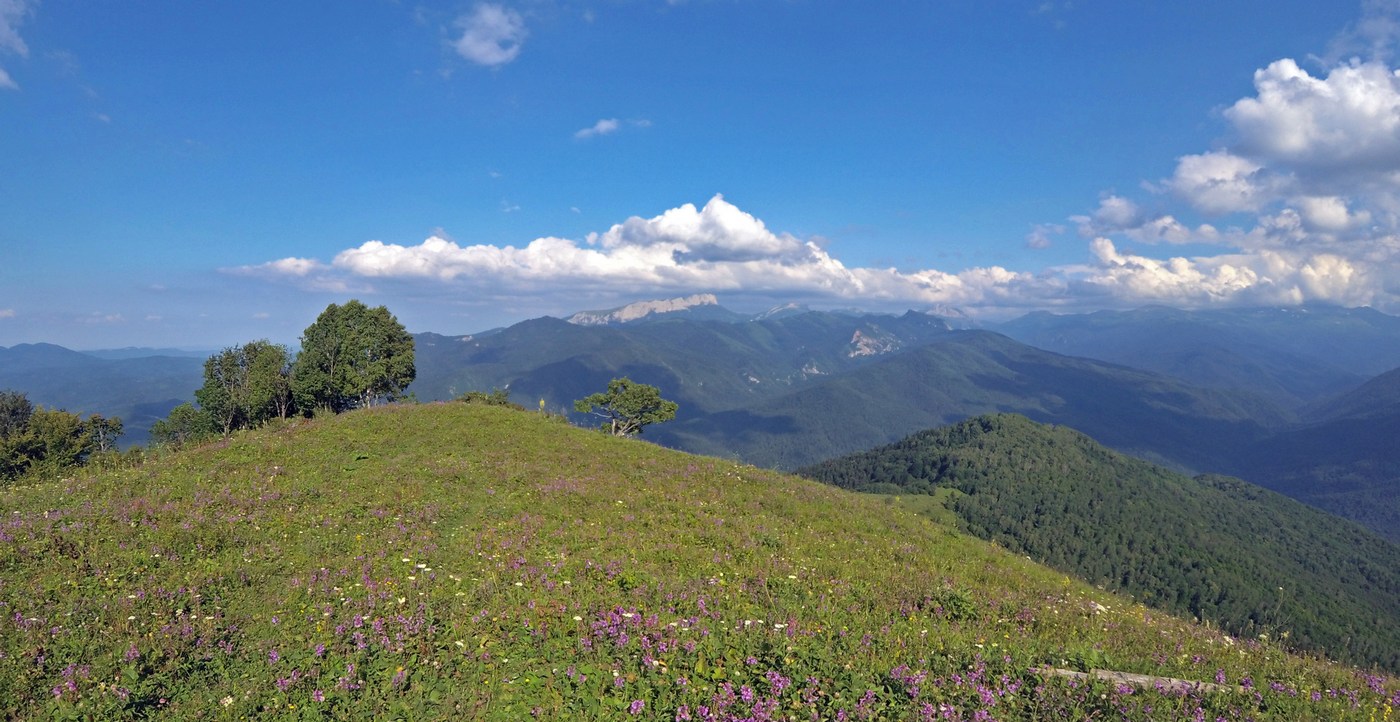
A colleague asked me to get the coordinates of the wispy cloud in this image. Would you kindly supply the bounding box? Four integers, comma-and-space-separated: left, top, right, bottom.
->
0, 0, 35, 91
574, 117, 651, 140
1025, 223, 1063, 250
0, 308, 16, 319
453, 3, 527, 67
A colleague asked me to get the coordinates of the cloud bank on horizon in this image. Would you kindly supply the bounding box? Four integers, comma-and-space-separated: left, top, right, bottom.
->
11, 1, 1400, 349
239, 49, 1400, 318
217, 1, 1400, 320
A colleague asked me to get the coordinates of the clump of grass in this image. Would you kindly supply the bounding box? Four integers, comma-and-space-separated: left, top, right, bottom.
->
0, 404, 1394, 720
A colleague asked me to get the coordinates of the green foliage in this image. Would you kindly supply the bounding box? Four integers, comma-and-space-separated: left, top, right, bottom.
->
0, 389, 33, 440
0, 402, 113, 482
799, 413, 1400, 672
148, 402, 216, 451
0, 403, 1392, 720
291, 300, 415, 414
455, 387, 521, 409
574, 376, 678, 435
85, 413, 124, 454
196, 341, 294, 436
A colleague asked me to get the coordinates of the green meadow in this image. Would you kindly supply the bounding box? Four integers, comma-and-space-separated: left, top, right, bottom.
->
1, 402, 1394, 720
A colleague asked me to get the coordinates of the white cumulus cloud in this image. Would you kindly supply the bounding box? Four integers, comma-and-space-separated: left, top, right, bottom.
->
1226, 58, 1400, 177
235, 194, 1400, 317
1167, 151, 1268, 215
1052, 15, 1400, 315
575, 118, 620, 139
240, 196, 1073, 313
454, 4, 527, 67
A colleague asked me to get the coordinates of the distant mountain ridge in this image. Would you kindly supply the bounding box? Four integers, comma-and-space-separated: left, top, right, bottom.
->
994, 304, 1400, 410
6, 301, 1400, 541
0, 344, 204, 447
648, 329, 1291, 472
566, 293, 746, 325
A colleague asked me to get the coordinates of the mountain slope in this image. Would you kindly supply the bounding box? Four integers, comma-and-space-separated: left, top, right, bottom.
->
1224, 367, 1400, 542
565, 293, 748, 325
0, 403, 1393, 719
797, 413, 1400, 671
410, 310, 954, 416
1307, 365, 1400, 422
652, 330, 1290, 471
994, 305, 1400, 410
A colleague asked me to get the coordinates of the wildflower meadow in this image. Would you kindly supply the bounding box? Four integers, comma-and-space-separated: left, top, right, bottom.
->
0, 403, 1394, 720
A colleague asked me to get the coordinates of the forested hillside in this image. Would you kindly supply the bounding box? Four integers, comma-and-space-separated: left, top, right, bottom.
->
798, 414, 1400, 671
411, 310, 953, 419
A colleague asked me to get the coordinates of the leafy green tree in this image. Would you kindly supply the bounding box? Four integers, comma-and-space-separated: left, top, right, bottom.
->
0, 389, 32, 440
84, 413, 124, 453
196, 341, 295, 435
457, 388, 521, 409
18, 407, 91, 477
574, 377, 678, 436
292, 300, 416, 414
150, 403, 217, 451
247, 341, 294, 420
197, 346, 250, 436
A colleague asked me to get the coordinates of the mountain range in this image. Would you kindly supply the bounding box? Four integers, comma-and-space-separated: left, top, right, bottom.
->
2, 297, 1397, 540
0, 343, 203, 446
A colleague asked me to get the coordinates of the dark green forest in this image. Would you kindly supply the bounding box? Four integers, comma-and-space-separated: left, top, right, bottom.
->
798, 413, 1400, 672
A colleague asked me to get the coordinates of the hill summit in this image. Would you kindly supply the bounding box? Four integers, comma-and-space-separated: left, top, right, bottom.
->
0, 403, 1394, 719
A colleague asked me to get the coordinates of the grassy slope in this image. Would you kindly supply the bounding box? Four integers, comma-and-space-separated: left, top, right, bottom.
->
796, 414, 1400, 671
0, 404, 1394, 720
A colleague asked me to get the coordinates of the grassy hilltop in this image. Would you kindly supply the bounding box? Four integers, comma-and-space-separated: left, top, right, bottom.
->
0, 403, 1395, 720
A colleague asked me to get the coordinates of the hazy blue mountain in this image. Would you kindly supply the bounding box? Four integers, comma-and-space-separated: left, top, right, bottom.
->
1306, 365, 1400, 423
6, 302, 1398, 537
409, 309, 956, 418
994, 305, 1400, 410
647, 330, 1291, 471
1203, 366, 1400, 542
0, 344, 204, 446
797, 413, 1400, 671
82, 347, 213, 360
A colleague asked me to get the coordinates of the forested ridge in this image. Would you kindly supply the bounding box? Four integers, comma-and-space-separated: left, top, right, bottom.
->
798, 413, 1400, 672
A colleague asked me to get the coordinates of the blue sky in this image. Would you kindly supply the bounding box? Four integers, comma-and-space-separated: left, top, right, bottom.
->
2, 0, 1396, 349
